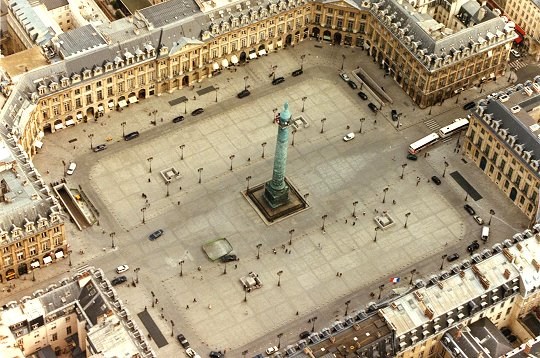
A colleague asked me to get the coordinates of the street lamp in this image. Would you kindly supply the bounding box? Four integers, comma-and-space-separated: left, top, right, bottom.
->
442, 161, 449, 178
488, 209, 495, 225
215, 87, 219, 102
373, 227, 380, 242
465, 192, 469, 201
147, 157, 153, 173
359, 117, 365, 134
272, 65, 278, 81
310, 316, 318, 332
68, 250, 72, 267
377, 284, 385, 299
170, 320, 175, 337
198, 167, 203, 184
288, 229, 295, 245
141, 207, 146, 224
243, 286, 248, 302
277, 332, 283, 349
321, 214, 328, 231
88, 133, 94, 149
404, 212, 411, 228
223, 261, 227, 275
179, 260, 184, 277
440, 254, 448, 270
320, 117, 326, 134
244, 76, 249, 90
382, 187, 389, 204
179, 144, 185, 160
121, 121, 127, 137
62, 160, 66, 178
261, 142, 267, 158
409, 269, 417, 285
301, 96, 307, 112
110, 232, 116, 249
229, 154, 235, 171
400, 163, 407, 179
300, 54, 305, 71
277, 270, 283, 287
134, 267, 140, 283
165, 180, 170, 197
184, 99, 188, 114
341, 54, 346, 71
291, 128, 297, 146
344, 299, 351, 316
246, 175, 252, 191
352, 201, 359, 218
256, 243, 262, 259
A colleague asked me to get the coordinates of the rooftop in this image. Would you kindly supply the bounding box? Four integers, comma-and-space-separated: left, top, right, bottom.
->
42, 0, 68, 11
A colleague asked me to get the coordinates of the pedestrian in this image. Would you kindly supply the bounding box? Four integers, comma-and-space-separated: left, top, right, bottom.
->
296, 311, 299, 316
345, 219, 348, 224
197, 266, 202, 271
374, 119, 377, 124
318, 243, 322, 249
208, 304, 212, 309
424, 153, 428, 158
161, 307, 163, 312
353, 221, 356, 226
177, 201, 181, 205
336, 272, 339, 277
179, 186, 182, 191
392, 199, 396, 205
144, 306, 147, 311
247, 157, 251, 162
289, 251, 291, 254
186, 305, 189, 309
193, 298, 197, 303
281, 244, 285, 249
273, 248, 277, 254
200, 276, 203, 280
346, 125, 350, 129
363, 211, 366, 216
148, 178, 151, 182
46, 170, 50, 174
234, 264, 238, 269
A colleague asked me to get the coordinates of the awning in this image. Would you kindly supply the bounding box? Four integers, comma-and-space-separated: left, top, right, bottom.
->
76, 113, 83, 120
43, 256, 52, 264
258, 49, 267, 56
55, 251, 64, 259
54, 123, 64, 130
212, 62, 219, 70
34, 140, 43, 149
108, 102, 114, 108
31, 261, 40, 268
118, 100, 128, 108
128, 96, 138, 104
221, 59, 229, 68
98, 105, 104, 112
249, 52, 257, 60
231, 55, 239, 64
65, 119, 75, 126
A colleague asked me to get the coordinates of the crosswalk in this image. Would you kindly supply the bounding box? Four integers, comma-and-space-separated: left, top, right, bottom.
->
424, 119, 440, 132
509, 60, 527, 71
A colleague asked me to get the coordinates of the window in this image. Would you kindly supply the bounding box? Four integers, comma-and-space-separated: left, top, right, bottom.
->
85, 85, 91, 92
74, 89, 80, 95
66, 326, 72, 335
52, 333, 57, 341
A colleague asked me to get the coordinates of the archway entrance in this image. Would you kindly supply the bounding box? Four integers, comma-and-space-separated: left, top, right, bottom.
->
138, 89, 146, 99
239, 52, 247, 63
311, 27, 320, 39
333, 32, 342, 45
6, 269, 16, 281
18, 263, 28, 276
86, 107, 94, 121
323, 30, 331, 42
182, 76, 189, 87
510, 187, 518, 201
285, 34, 292, 47
303, 27, 309, 38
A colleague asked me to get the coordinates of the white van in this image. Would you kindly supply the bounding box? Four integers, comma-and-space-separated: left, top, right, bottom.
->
66, 162, 77, 175
481, 226, 490, 241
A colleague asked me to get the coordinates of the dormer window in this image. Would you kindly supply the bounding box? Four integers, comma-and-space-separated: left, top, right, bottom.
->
71, 74, 81, 83
82, 70, 91, 80
61, 78, 69, 87
49, 82, 58, 91
38, 84, 47, 95
93, 66, 103, 75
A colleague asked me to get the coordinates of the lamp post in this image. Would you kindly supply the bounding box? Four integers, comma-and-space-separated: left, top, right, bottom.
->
223, 261, 227, 275
321, 214, 328, 231
310, 316, 318, 332
400, 163, 407, 179
68, 250, 72, 267
272, 65, 278, 81
277, 332, 283, 349
300, 54, 305, 71
382, 187, 389, 204
179, 144, 185, 160
261, 142, 267, 158
344, 299, 351, 316
62, 160, 66, 178
165, 180, 170, 197
341, 54, 346, 71
147, 157, 153, 173
373, 227, 380, 242
442, 161, 449, 178
32, 270, 35, 282
244, 76, 249, 90
301, 96, 307, 112
170, 320, 175, 337
184, 99, 188, 114
121, 121, 126, 137
291, 128, 297, 146
141, 207, 146, 224
465, 192, 469, 201
409, 269, 417, 285
359, 117, 365, 134
179, 260, 184, 277
88, 133, 94, 149
198, 167, 203, 184
288, 229, 295, 245
404, 212, 411, 228
440, 254, 448, 270
377, 284, 385, 299
215, 87, 219, 102
256, 243, 262, 259
243, 286, 248, 302
277, 270, 283, 287
229, 154, 235, 171
352, 201, 359, 218
134, 267, 140, 283
320, 117, 326, 134
488, 209, 495, 225
110, 232, 116, 249
246, 176, 252, 191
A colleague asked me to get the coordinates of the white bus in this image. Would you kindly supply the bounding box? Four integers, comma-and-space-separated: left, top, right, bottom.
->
408, 133, 440, 154
438, 118, 469, 138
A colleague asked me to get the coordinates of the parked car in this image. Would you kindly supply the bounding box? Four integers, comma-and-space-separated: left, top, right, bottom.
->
347, 80, 358, 89
124, 131, 140, 141
272, 77, 285, 85
391, 109, 399, 121
220, 254, 238, 262
510, 49, 520, 58
357, 91, 368, 100
431, 176, 441, 185
209, 351, 224, 358
447, 253, 460, 262
185, 348, 201, 358
66, 162, 77, 175
172, 116, 185, 123
149, 229, 164, 241
291, 69, 303, 77
368, 103, 378, 113
93, 144, 107, 152
176, 334, 190, 348
266, 346, 279, 355
464, 204, 476, 215
111, 276, 127, 286
467, 240, 480, 253
191, 108, 204, 116
116, 264, 129, 273
463, 101, 476, 110
299, 331, 311, 339
473, 215, 484, 225
406, 153, 417, 161
339, 72, 350, 82
343, 132, 355, 142
237, 89, 251, 98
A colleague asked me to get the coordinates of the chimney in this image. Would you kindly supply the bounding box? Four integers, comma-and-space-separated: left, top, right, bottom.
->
478, 8, 487, 21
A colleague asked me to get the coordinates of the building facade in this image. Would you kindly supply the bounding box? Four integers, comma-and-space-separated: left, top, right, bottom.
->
504, 0, 540, 60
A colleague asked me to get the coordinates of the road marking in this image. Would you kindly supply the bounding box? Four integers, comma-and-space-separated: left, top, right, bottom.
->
509, 60, 527, 71
424, 119, 440, 131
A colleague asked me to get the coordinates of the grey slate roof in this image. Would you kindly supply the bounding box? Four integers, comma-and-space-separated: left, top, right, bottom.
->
56, 25, 108, 58
42, 0, 68, 11
138, 0, 201, 28
8, 0, 55, 45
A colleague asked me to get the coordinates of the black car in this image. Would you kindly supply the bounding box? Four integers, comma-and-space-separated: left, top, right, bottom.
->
347, 80, 358, 89
237, 89, 251, 98
467, 240, 480, 253
292, 69, 303, 77
357, 91, 368, 100
191, 108, 204, 116
407, 153, 417, 161
220, 254, 238, 262
93, 144, 107, 152
111, 276, 127, 286
463, 101, 476, 110
368, 103, 378, 113
299, 331, 310, 339
176, 334, 190, 348
391, 109, 399, 121
124, 131, 140, 141
172, 116, 185, 123
209, 352, 224, 358
464, 204, 476, 215
447, 253, 460, 262
431, 176, 441, 185
272, 77, 285, 85
149, 229, 164, 241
